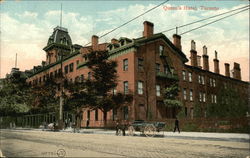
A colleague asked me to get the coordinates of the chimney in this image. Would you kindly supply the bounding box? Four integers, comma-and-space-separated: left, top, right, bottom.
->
197, 55, 202, 68
213, 50, 220, 74
224, 63, 230, 77
233, 62, 241, 80
202, 45, 209, 71
92, 35, 99, 50
143, 21, 154, 38
190, 40, 197, 67
111, 38, 118, 44
173, 34, 182, 50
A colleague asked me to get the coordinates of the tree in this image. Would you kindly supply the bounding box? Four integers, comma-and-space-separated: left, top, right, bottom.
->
162, 81, 183, 118
67, 50, 132, 126
0, 73, 31, 116
163, 82, 182, 108
30, 78, 59, 114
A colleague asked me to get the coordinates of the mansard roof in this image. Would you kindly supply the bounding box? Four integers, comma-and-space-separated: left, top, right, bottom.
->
43, 26, 73, 51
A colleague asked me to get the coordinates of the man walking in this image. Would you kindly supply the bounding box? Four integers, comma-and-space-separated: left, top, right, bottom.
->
173, 117, 180, 133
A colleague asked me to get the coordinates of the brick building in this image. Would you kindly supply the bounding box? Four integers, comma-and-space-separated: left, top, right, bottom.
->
26, 21, 249, 127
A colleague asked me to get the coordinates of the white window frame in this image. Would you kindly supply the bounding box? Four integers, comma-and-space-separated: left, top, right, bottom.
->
210, 78, 213, 87
124, 81, 128, 94
156, 85, 161, 96
198, 75, 201, 84
213, 79, 216, 87
188, 72, 192, 82
123, 59, 128, 71
199, 92, 202, 102
203, 93, 206, 102
138, 81, 143, 95
190, 89, 193, 101
159, 45, 164, 56
183, 88, 187, 100
182, 70, 186, 81
201, 76, 205, 85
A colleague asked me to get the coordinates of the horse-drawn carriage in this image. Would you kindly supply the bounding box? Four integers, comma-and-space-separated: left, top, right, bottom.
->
116, 120, 166, 137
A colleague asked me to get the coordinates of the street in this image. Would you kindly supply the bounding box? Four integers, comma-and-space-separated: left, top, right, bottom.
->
0, 129, 249, 158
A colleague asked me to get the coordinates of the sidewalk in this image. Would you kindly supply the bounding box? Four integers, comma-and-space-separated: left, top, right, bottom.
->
4, 127, 249, 143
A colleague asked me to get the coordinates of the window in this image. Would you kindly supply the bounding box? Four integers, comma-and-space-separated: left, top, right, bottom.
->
138, 81, 143, 95
199, 92, 202, 102
50, 72, 53, 78
211, 94, 214, 103
211, 94, 217, 103
95, 109, 98, 121
69, 63, 74, 72
164, 65, 169, 74
87, 110, 90, 120
190, 89, 193, 101
123, 59, 128, 71
88, 72, 91, 80
213, 79, 216, 87
203, 93, 206, 102
188, 72, 192, 82
182, 71, 186, 81
159, 45, 164, 56
64, 65, 68, 74
123, 106, 128, 120
201, 76, 205, 85
224, 83, 227, 89
54, 70, 57, 77
210, 78, 213, 87
113, 88, 117, 95
121, 40, 125, 46
156, 63, 160, 73
156, 85, 161, 96
183, 88, 187, 100
76, 60, 79, 65
80, 74, 84, 82
198, 75, 201, 84
138, 58, 144, 71
124, 81, 128, 94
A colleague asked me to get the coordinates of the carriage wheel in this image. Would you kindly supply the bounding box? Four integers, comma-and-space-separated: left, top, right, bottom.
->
144, 124, 156, 137
128, 126, 135, 136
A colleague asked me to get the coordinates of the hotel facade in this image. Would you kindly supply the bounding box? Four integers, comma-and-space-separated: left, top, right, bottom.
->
26, 21, 249, 127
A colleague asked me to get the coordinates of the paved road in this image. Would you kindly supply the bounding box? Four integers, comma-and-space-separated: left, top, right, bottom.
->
0, 129, 249, 158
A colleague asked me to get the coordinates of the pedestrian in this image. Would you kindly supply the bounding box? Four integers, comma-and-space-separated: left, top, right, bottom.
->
115, 120, 120, 136
173, 117, 180, 133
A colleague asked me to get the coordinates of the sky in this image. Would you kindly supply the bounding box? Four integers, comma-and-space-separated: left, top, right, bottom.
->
0, 0, 249, 81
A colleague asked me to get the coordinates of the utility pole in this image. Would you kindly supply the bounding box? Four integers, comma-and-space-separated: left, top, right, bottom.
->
15, 53, 17, 68
58, 3, 64, 129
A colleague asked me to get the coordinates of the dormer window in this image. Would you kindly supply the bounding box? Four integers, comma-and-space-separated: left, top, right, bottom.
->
121, 40, 125, 46
108, 45, 113, 51
63, 38, 66, 44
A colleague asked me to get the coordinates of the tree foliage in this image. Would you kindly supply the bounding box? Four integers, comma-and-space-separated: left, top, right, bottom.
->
30, 78, 59, 114
0, 73, 31, 116
67, 50, 133, 122
163, 82, 182, 108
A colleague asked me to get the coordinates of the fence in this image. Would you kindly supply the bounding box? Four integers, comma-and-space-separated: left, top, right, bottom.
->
0, 112, 76, 128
